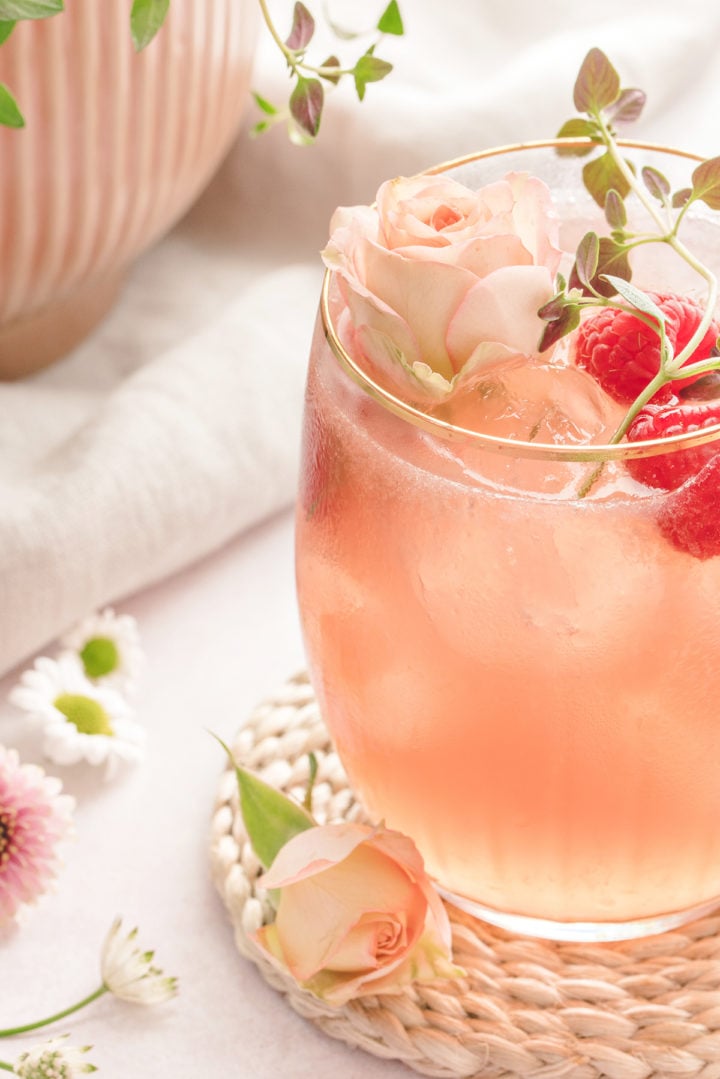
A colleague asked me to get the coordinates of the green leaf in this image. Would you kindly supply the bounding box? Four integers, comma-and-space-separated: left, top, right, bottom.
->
538, 303, 581, 352
290, 75, 323, 137
642, 165, 670, 204
602, 276, 665, 324
252, 91, 277, 116
608, 87, 646, 124
0, 82, 24, 127
285, 1, 314, 50
318, 55, 341, 84
604, 189, 627, 228
555, 117, 601, 156
353, 50, 392, 101
594, 237, 632, 296
377, 0, 403, 34
130, 0, 169, 52
214, 736, 315, 869
555, 271, 567, 293
573, 47, 621, 115
303, 752, 318, 812
0, 0, 61, 18
582, 150, 631, 208
0, 19, 15, 42
691, 156, 720, 211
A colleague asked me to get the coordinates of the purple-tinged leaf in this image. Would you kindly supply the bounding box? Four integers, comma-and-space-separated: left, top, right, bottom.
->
692, 156, 720, 211
604, 189, 627, 228
285, 1, 314, 50
574, 231, 600, 289
672, 187, 693, 209
319, 55, 341, 84
573, 48, 621, 115
377, 0, 403, 35
555, 117, 601, 157
608, 87, 646, 124
538, 304, 581, 352
642, 165, 671, 203
537, 295, 568, 322
290, 75, 323, 137
582, 150, 631, 208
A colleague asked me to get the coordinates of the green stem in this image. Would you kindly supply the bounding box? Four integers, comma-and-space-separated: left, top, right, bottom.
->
255, 0, 354, 80
0, 986, 107, 1038
0, 1061, 13, 1072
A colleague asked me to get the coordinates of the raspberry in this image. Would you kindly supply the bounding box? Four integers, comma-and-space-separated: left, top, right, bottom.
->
575, 292, 718, 404
626, 397, 720, 489
657, 455, 720, 559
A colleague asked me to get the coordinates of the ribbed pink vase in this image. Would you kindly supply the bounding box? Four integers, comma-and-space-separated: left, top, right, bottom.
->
0, 0, 258, 378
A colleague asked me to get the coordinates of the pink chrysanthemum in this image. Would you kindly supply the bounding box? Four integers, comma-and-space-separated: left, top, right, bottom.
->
0, 745, 74, 925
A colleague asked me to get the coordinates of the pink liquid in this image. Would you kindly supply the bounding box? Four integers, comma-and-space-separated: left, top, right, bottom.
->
296, 316, 720, 931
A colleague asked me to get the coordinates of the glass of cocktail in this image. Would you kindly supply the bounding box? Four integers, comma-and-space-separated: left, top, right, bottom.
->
295, 138, 720, 942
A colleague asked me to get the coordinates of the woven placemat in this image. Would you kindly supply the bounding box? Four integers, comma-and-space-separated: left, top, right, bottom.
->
209, 672, 720, 1079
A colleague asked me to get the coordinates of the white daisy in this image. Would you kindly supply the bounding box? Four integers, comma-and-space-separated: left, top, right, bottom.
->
101, 917, 178, 1005
10, 656, 145, 779
59, 607, 144, 694
13, 1036, 97, 1077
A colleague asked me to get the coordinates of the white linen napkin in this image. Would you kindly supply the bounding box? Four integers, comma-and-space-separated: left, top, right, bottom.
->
0, 263, 321, 676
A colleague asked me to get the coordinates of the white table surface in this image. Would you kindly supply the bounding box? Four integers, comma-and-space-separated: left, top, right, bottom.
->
0, 508, 412, 1078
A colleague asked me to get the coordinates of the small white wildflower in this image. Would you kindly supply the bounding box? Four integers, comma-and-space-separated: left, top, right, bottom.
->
13, 1036, 97, 1077
59, 608, 144, 694
10, 656, 145, 779
101, 918, 178, 1005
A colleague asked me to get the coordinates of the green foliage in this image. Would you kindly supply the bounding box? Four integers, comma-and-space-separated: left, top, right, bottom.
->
214, 736, 315, 870
377, 0, 403, 34
0, 0, 61, 18
0, 20, 15, 42
582, 151, 631, 208
130, 0, 170, 52
0, 82, 23, 127
354, 49, 393, 102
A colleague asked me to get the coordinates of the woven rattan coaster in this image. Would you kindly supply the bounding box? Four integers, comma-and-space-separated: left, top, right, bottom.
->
209, 672, 720, 1079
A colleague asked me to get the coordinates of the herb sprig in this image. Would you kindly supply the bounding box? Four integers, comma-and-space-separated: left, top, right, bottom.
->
540, 48, 720, 451
253, 0, 404, 142
0, 0, 403, 139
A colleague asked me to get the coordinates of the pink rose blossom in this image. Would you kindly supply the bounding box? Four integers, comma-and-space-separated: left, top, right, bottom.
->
253, 822, 462, 1006
322, 171, 562, 402
0, 744, 74, 925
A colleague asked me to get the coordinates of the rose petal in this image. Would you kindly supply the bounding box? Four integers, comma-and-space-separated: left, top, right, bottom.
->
261, 822, 374, 889
446, 264, 555, 370
273, 842, 425, 981
360, 241, 476, 378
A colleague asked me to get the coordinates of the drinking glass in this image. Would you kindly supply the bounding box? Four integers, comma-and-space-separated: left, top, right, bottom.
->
295, 141, 720, 941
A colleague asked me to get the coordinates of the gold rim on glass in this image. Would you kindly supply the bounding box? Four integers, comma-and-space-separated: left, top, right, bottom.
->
321, 139, 720, 464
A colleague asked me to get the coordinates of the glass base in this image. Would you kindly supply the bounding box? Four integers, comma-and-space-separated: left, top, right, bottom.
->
436, 885, 720, 942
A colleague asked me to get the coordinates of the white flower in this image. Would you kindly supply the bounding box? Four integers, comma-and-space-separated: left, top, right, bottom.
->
10, 656, 145, 779
13, 1036, 97, 1077
59, 608, 144, 694
101, 918, 178, 1004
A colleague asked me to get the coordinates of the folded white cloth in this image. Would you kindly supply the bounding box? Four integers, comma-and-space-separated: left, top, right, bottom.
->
0, 264, 321, 675
2, 0, 720, 676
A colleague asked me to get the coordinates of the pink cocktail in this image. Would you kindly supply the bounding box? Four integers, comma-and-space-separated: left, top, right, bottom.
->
296, 143, 720, 940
